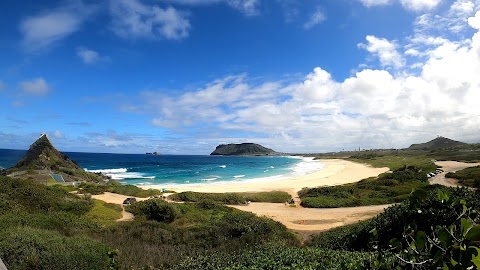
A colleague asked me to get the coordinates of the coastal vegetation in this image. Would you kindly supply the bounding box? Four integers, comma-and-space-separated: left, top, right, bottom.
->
2, 174, 480, 269
446, 165, 480, 188
299, 165, 429, 208
78, 181, 163, 197
169, 191, 292, 204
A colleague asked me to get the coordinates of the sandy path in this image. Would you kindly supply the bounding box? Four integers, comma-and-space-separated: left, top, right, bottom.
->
430, 161, 480, 187
91, 192, 149, 221
231, 203, 389, 232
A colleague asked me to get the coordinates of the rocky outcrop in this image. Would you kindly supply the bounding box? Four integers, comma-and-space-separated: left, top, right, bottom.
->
408, 137, 467, 150
210, 143, 277, 156
12, 134, 82, 171
10, 134, 101, 182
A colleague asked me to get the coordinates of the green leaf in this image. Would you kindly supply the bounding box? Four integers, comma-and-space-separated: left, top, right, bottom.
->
415, 231, 427, 250
466, 225, 480, 241
389, 238, 402, 252
471, 247, 480, 269
439, 227, 450, 248
461, 218, 473, 237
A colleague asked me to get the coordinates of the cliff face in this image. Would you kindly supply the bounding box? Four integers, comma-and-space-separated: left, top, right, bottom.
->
210, 143, 277, 156
408, 137, 467, 150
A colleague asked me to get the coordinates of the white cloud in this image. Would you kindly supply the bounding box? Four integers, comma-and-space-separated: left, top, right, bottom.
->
109, 0, 191, 40
359, 0, 392, 7
19, 78, 50, 96
469, 10, 480, 29
358, 35, 405, 68
119, 6, 480, 153
53, 130, 65, 139
164, 0, 260, 16
19, 2, 95, 52
400, 0, 443, 11
76, 47, 102, 64
303, 9, 326, 29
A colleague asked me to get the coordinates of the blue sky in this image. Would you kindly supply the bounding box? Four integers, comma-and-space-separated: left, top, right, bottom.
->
1, 0, 480, 154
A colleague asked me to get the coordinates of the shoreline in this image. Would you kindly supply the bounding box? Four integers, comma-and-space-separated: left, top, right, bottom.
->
141, 159, 389, 195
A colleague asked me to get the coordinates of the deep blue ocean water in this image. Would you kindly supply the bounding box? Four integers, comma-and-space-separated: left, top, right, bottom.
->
0, 149, 323, 187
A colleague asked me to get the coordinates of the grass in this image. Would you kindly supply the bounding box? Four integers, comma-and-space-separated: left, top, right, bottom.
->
78, 182, 163, 198
85, 200, 123, 227
445, 165, 480, 188
169, 191, 292, 204
299, 163, 430, 208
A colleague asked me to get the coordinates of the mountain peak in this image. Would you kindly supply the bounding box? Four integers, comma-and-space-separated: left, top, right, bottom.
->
12, 134, 81, 172
408, 137, 467, 150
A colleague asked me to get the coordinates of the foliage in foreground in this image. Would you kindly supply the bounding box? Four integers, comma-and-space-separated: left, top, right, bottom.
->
0, 176, 115, 269
98, 200, 299, 269
173, 245, 390, 270
446, 165, 480, 188
371, 188, 480, 269
299, 166, 428, 208
169, 191, 292, 204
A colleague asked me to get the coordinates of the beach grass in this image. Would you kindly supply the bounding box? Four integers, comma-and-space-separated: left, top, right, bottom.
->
169, 191, 292, 204
85, 200, 123, 227
299, 164, 430, 208
77, 182, 162, 198
445, 165, 480, 188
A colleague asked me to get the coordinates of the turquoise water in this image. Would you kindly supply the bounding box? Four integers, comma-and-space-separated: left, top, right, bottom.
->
0, 150, 324, 186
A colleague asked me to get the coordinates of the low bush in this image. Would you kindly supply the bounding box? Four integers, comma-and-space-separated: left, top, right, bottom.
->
445, 165, 480, 188
307, 186, 480, 251
127, 199, 180, 223
170, 191, 291, 204
0, 227, 113, 270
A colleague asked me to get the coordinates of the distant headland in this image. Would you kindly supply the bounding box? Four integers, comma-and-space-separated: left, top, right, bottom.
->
210, 143, 278, 156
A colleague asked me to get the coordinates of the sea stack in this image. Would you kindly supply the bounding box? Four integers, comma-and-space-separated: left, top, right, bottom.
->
210, 143, 277, 156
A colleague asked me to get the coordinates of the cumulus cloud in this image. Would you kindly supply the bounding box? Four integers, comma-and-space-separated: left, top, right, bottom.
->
76, 47, 101, 64
19, 1, 95, 52
400, 0, 443, 11
164, 0, 260, 16
120, 6, 480, 153
109, 0, 191, 40
358, 35, 405, 69
359, 0, 442, 11
19, 78, 50, 96
359, 0, 392, 7
303, 9, 326, 29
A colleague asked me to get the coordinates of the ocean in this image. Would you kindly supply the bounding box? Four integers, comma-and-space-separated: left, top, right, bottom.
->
0, 149, 324, 187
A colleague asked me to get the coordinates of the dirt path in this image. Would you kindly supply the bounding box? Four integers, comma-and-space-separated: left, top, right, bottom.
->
91, 192, 149, 222
231, 203, 389, 232
430, 161, 480, 187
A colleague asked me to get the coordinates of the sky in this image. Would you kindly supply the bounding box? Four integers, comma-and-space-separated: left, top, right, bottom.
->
1, 0, 480, 154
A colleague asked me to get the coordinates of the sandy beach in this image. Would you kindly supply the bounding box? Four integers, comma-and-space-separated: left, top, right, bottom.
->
142, 159, 389, 196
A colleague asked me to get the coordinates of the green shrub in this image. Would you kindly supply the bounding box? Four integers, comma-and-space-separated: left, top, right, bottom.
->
173, 245, 389, 270
127, 199, 180, 223
307, 186, 480, 251
0, 227, 113, 270
170, 191, 291, 204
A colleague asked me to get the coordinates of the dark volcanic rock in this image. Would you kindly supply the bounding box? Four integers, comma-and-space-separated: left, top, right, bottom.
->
408, 136, 467, 150
210, 143, 277, 156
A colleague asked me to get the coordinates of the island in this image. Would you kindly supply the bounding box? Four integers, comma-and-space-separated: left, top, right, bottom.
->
210, 143, 278, 156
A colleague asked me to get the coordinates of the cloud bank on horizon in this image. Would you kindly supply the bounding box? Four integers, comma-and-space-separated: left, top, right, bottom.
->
1, 0, 480, 154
